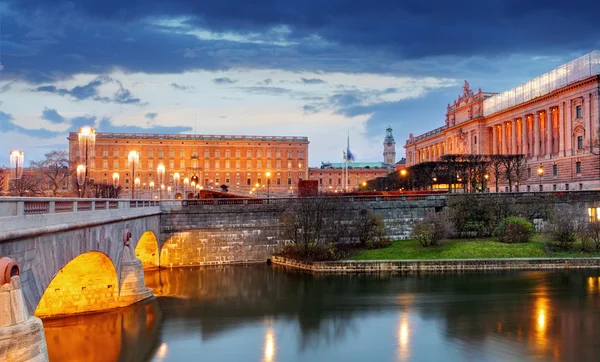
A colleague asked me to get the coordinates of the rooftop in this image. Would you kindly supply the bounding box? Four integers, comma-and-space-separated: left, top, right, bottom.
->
314, 162, 392, 170
68, 132, 309, 143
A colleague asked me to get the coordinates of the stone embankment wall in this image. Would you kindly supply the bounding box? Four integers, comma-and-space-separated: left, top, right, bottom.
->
159, 197, 446, 266
271, 256, 600, 272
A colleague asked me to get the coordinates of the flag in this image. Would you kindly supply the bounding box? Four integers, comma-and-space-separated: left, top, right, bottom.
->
346, 132, 355, 162
343, 151, 347, 160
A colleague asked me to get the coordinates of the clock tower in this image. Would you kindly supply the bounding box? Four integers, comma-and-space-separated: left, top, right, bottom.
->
383, 125, 396, 165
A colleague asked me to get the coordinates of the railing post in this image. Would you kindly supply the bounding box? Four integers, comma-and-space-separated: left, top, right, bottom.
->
16, 201, 24, 216
91, 201, 96, 211
49, 201, 55, 214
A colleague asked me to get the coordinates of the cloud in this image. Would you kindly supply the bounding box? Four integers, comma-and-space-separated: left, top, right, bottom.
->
300, 78, 326, 84
0, 82, 14, 94
41, 108, 66, 124
171, 83, 195, 91
32, 76, 146, 105
212, 77, 237, 85
145, 112, 158, 120
0, 110, 62, 138
69, 115, 97, 131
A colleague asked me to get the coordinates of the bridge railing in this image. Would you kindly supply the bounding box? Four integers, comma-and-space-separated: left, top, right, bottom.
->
0, 198, 160, 217
163, 194, 447, 207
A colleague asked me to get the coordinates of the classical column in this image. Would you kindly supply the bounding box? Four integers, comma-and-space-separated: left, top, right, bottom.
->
492, 125, 497, 155
533, 112, 540, 157
565, 102, 573, 155
522, 117, 528, 157
546, 109, 553, 157
500, 123, 507, 154
511, 120, 517, 154
558, 103, 564, 155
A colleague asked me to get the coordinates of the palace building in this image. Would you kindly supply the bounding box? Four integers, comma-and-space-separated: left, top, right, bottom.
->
67, 132, 309, 197
405, 51, 600, 191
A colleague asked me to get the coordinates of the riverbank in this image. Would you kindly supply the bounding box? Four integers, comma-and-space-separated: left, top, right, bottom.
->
351, 236, 600, 260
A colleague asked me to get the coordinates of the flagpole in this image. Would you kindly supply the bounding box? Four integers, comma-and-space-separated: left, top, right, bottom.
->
346, 132, 350, 192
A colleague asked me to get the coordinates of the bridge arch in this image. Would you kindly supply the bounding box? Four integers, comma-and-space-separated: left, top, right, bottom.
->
135, 231, 160, 269
35, 251, 119, 318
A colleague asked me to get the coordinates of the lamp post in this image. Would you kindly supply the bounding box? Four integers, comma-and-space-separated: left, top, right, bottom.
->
484, 174, 489, 193
149, 181, 155, 199
167, 186, 172, 199
266, 171, 271, 200
157, 164, 165, 200
112, 172, 119, 198
9, 150, 25, 193
537, 166, 544, 192
76, 164, 86, 197
128, 150, 139, 199
173, 173, 180, 199
77, 126, 96, 198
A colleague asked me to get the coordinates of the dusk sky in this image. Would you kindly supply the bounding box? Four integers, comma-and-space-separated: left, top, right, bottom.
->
1, 0, 599, 166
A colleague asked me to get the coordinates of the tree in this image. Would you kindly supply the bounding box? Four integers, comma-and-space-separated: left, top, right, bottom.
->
89, 183, 122, 198
489, 155, 504, 192
499, 155, 526, 192
0, 167, 6, 195
9, 174, 44, 197
31, 150, 72, 196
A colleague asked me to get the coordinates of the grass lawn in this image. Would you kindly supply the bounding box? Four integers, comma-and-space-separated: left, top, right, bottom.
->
351, 235, 600, 260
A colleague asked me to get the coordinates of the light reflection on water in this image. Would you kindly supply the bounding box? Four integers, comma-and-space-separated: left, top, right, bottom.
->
42, 265, 600, 362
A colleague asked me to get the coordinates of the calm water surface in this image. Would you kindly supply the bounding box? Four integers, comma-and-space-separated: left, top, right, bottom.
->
43, 265, 600, 362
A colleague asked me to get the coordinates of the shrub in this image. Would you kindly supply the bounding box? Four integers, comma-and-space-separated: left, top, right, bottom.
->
356, 210, 388, 246
546, 212, 584, 251
410, 211, 451, 247
447, 196, 497, 237
492, 216, 535, 243
581, 220, 600, 252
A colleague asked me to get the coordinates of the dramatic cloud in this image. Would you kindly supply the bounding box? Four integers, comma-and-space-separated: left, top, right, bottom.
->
0, 110, 62, 138
145, 112, 158, 120
98, 118, 193, 134
300, 78, 325, 84
212, 77, 237, 85
171, 83, 195, 91
33, 76, 145, 105
41, 108, 65, 124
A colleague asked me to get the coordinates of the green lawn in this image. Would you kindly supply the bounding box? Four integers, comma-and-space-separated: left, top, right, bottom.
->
351, 235, 600, 260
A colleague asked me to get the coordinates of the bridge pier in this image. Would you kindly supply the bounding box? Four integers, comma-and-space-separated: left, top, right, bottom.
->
0, 263, 49, 362
118, 258, 153, 306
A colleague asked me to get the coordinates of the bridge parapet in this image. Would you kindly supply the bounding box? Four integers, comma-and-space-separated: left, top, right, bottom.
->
0, 198, 160, 242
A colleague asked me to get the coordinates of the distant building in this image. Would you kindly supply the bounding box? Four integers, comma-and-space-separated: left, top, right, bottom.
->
308, 128, 396, 192
67, 132, 309, 198
405, 51, 600, 192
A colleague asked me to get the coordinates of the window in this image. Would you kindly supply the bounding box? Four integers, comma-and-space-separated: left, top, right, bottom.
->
287, 161, 292, 169
225, 150, 230, 158
553, 184, 557, 191
589, 207, 600, 222
267, 160, 272, 169
225, 161, 230, 169
298, 151, 304, 159
169, 161, 175, 169
158, 149, 164, 158
287, 151, 292, 159
329, 178, 333, 185
577, 136, 584, 150
192, 160, 197, 168
102, 149, 108, 157
205, 150, 210, 158
169, 149, 174, 158
553, 164, 558, 177
257, 161, 262, 169
246, 160, 251, 169
102, 160, 108, 169
566, 184, 570, 190
576, 161, 581, 174
338, 178, 342, 185
527, 185, 531, 192
247, 178, 251, 185
276, 161, 281, 169
298, 162, 302, 168
204, 161, 210, 169
257, 150, 262, 158
113, 149, 119, 157
267, 150, 272, 158
148, 149, 153, 157
192, 149, 198, 157
180, 149, 185, 157
113, 160, 119, 169
539, 185, 543, 192
236, 161, 241, 169
276, 151, 281, 158
180, 160, 185, 169
527, 167, 531, 178
580, 183, 583, 190
236, 150, 241, 158
215, 150, 220, 158
319, 178, 323, 185
247, 150, 252, 158
149, 160, 153, 169
576, 105, 582, 118
215, 161, 220, 169
288, 178, 292, 185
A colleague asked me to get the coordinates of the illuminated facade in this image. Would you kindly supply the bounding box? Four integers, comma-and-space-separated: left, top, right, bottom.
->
67, 132, 309, 197
405, 51, 600, 191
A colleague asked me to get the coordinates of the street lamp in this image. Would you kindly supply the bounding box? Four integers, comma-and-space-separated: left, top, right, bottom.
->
167, 186, 172, 199
9, 150, 25, 192
400, 169, 407, 177
128, 150, 139, 199
173, 173, 180, 198
537, 166, 544, 191
112, 172, 120, 189
149, 181, 155, 198
266, 171, 271, 200
76, 164, 86, 196
77, 126, 96, 197
157, 164, 165, 199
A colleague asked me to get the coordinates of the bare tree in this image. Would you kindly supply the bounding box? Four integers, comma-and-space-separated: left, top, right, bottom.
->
499, 155, 526, 192
0, 167, 6, 195
489, 155, 504, 192
9, 174, 44, 197
31, 150, 72, 196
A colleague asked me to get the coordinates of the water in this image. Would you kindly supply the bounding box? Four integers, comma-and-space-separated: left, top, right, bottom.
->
42, 265, 600, 362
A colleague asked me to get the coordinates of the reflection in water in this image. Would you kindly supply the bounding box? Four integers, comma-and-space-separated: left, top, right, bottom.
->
43, 266, 600, 362
263, 319, 276, 362
397, 311, 410, 362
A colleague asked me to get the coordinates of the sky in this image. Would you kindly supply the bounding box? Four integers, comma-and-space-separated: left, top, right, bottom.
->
1, 0, 599, 167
